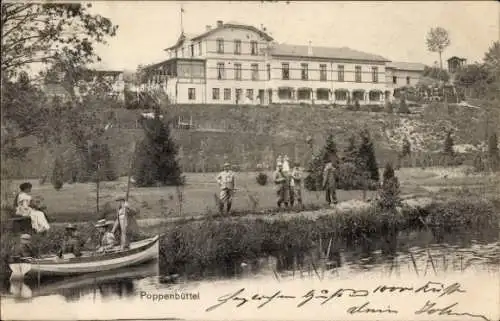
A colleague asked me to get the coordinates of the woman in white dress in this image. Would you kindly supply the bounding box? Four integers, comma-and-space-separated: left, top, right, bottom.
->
15, 182, 50, 233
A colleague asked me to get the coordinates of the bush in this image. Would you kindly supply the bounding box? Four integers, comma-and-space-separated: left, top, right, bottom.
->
398, 98, 410, 114
51, 156, 64, 190
256, 172, 268, 186
384, 101, 394, 113
304, 134, 337, 191
378, 163, 401, 209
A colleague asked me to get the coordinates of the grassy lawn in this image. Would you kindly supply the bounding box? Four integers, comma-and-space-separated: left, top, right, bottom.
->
5, 166, 499, 224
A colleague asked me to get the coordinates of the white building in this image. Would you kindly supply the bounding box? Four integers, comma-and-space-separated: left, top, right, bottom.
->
141, 20, 426, 105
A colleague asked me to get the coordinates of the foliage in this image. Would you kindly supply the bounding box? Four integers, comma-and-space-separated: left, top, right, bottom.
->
454, 64, 495, 98
51, 155, 64, 190
398, 98, 410, 113
256, 172, 268, 186
378, 163, 401, 210
384, 101, 394, 113
357, 129, 379, 182
304, 134, 337, 191
402, 137, 411, 158
1, 3, 118, 78
443, 131, 455, 156
426, 27, 451, 70
423, 66, 450, 83
488, 133, 499, 171
134, 113, 184, 187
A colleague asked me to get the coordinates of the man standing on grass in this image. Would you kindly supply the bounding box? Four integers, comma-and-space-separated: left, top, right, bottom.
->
216, 162, 235, 215
274, 163, 290, 209
323, 156, 338, 207
290, 162, 303, 208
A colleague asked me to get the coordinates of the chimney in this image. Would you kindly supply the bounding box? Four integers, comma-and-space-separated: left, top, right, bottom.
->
308, 41, 313, 56
206, 25, 212, 31
216, 20, 223, 27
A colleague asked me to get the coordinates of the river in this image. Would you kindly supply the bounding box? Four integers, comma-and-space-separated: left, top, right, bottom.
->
1, 229, 498, 321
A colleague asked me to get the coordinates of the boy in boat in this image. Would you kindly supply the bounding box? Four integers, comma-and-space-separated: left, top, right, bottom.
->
290, 162, 303, 208
216, 162, 235, 215
12, 234, 38, 259
58, 224, 82, 258
14, 182, 50, 233
112, 197, 135, 250
96, 219, 116, 252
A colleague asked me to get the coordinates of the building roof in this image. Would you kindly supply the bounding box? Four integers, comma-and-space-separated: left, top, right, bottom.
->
43, 83, 70, 96
270, 43, 390, 62
447, 56, 467, 61
386, 61, 426, 71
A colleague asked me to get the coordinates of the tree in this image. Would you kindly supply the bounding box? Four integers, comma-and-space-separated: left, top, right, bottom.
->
1, 3, 118, 78
336, 135, 363, 190
358, 129, 379, 182
423, 66, 450, 82
443, 131, 455, 156
426, 27, 451, 71
454, 64, 493, 98
488, 132, 499, 171
304, 134, 338, 191
51, 155, 64, 190
398, 97, 410, 114
483, 41, 500, 99
134, 113, 184, 187
378, 162, 401, 210
402, 137, 411, 158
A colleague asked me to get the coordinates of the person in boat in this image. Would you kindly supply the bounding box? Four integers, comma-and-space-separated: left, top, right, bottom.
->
290, 162, 303, 208
323, 156, 338, 207
14, 182, 50, 233
58, 224, 82, 258
274, 163, 290, 209
12, 234, 38, 259
216, 162, 235, 215
112, 197, 135, 250
96, 219, 116, 252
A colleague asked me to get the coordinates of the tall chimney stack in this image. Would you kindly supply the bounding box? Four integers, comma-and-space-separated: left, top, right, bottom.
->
216, 20, 223, 27
308, 41, 313, 56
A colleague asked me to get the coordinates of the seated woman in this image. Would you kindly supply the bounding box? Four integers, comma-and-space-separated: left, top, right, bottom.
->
15, 182, 50, 233
95, 219, 116, 252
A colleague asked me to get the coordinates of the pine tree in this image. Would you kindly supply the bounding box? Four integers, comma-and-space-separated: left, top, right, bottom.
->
488, 132, 499, 171
443, 131, 455, 156
51, 156, 64, 190
305, 134, 338, 191
378, 162, 401, 209
402, 137, 411, 158
358, 130, 380, 183
337, 135, 362, 190
134, 113, 184, 187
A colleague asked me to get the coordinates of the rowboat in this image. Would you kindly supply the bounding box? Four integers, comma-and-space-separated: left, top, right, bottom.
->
9, 235, 159, 279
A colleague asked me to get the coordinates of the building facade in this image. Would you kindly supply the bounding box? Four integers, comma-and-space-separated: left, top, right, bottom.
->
141, 20, 426, 105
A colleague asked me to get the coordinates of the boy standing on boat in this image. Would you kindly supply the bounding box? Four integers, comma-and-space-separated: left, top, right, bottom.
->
112, 197, 134, 250
216, 162, 235, 215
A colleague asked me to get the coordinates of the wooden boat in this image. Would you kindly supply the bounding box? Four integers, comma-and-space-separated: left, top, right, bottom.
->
9, 235, 159, 279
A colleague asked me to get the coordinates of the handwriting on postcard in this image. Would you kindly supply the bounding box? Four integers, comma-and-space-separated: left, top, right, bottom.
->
206, 281, 491, 321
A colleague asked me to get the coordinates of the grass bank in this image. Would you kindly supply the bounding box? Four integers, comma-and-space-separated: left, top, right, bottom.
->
159, 198, 499, 279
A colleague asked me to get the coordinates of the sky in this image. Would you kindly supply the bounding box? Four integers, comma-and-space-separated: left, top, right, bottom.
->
89, 1, 499, 71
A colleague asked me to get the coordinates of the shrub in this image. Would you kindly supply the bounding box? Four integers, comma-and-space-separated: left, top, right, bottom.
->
256, 172, 268, 186
378, 162, 401, 210
384, 101, 394, 113
51, 156, 64, 190
488, 133, 499, 171
304, 134, 338, 191
398, 98, 410, 113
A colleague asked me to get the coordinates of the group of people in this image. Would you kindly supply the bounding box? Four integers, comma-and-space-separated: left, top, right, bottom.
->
11, 181, 135, 259
214, 153, 339, 214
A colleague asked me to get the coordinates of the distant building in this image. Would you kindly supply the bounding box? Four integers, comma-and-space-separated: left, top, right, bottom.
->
42, 83, 71, 103
141, 20, 426, 105
447, 56, 467, 74
75, 69, 125, 101
386, 61, 426, 89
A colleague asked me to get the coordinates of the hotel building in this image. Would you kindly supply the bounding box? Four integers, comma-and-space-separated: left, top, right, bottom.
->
140, 20, 426, 105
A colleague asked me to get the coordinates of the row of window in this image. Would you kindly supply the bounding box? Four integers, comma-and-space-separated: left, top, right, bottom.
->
187, 88, 383, 101
214, 63, 380, 82
392, 76, 412, 85
216, 38, 260, 55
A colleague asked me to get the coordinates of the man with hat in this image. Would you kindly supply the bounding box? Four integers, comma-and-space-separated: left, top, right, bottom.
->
112, 196, 135, 250
95, 219, 116, 252
216, 162, 235, 215
12, 234, 38, 259
290, 162, 303, 208
58, 223, 82, 258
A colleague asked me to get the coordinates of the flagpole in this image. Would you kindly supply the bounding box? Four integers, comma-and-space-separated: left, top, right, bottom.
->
180, 5, 184, 34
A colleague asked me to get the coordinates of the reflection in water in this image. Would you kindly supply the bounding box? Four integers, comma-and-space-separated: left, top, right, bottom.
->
3, 260, 158, 302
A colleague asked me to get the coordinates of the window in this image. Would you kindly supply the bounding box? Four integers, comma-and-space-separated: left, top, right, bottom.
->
372, 67, 378, 83
246, 89, 254, 100
278, 88, 292, 99
212, 88, 220, 100
188, 88, 196, 100
234, 40, 241, 55
369, 91, 381, 101
335, 90, 347, 101
355, 66, 362, 82
316, 89, 329, 100
235, 88, 242, 102
301, 63, 308, 80
216, 38, 224, 53
406, 76, 410, 85
352, 90, 364, 101
251, 64, 259, 81
190, 44, 194, 57
282, 63, 290, 80
234, 63, 242, 80
224, 88, 231, 100
320, 64, 327, 81
250, 41, 258, 55
298, 88, 311, 100
217, 63, 225, 80
198, 42, 202, 55
338, 65, 344, 82
393, 76, 397, 84
267, 64, 271, 80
